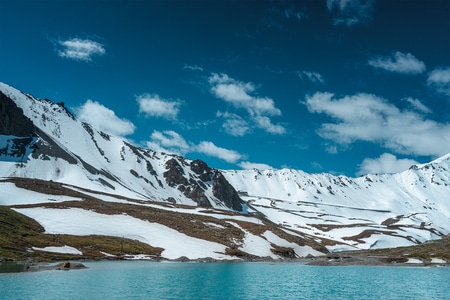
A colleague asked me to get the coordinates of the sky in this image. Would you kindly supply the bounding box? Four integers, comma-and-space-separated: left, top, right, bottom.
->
1, 0, 449, 176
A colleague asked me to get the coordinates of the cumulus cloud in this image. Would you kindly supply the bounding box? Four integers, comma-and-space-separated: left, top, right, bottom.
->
146, 130, 190, 155
57, 38, 105, 62
327, 0, 374, 26
358, 153, 419, 175
196, 141, 242, 163
209, 73, 281, 116
145, 131, 243, 164
304, 92, 450, 157
253, 116, 286, 134
238, 161, 273, 170
368, 52, 426, 74
208, 73, 285, 135
75, 100, 135, 137
298, 71, 326, 84
427, 67, 450, 96
216, 111, 250, 136
403, 97, 431, 114
137, 94, 181, 120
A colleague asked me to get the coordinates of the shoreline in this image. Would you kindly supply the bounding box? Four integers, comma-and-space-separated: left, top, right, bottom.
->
1, 253, 448, 273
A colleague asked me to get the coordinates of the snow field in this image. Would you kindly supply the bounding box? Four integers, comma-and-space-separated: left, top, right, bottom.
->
13, 207, 231, 260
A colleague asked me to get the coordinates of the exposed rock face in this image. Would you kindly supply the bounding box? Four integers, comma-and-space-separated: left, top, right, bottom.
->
0, 91, 78, 164
190, 159, 212, 182
164, 157, 211, 207
0, 91, 36, 136
164, 158, 189, 187
184, 185, 212, 208
190, 160, 243, 211
212, 170, 243, 211
163, 157, 244, 210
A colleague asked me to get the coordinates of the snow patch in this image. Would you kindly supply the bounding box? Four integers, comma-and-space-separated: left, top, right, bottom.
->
0, 181, 83, 205
263, 231, 324, 257
32, 245, 82, 255
15, 207, 229, 260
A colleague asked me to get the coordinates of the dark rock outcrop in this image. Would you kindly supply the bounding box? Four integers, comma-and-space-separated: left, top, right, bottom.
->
0, 91, 36, 136
164, 157, 244, 211
190, 159, 212, 182
212, 170, 243, 211
164, 158, 189, 187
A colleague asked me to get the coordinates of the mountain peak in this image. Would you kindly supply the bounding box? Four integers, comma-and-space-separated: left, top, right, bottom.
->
0, 82, 245, 211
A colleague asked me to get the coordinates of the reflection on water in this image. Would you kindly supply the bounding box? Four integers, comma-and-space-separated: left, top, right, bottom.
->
0, 262, 28, 273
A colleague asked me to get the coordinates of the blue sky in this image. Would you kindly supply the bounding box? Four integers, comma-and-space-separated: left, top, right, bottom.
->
1, 0, 449, 176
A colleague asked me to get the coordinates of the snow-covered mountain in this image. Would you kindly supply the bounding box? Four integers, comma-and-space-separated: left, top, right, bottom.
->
0, 82, 243, 211
1, 82, 449, 260
223, 155, 450, 251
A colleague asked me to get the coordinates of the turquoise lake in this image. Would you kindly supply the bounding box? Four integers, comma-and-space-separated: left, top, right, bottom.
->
1, 261, 449, 299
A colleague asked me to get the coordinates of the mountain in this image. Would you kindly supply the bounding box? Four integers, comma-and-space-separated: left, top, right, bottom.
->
1, 82, 449, 261
223, 155, 450, 251
0, 82, 243, 211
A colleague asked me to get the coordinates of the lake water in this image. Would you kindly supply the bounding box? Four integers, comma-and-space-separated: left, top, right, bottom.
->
1, 261, 449, 299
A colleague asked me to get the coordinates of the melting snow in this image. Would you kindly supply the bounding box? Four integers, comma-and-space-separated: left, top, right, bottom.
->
14, 207, 230, 260
32, 245, 82, 255
0, 181, 82, 205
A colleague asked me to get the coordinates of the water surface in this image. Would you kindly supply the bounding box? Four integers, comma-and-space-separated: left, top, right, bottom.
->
1, 261, 449, 299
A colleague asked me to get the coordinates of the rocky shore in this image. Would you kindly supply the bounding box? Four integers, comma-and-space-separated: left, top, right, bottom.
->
0, 261, 87, 273
306, 252, 449, 267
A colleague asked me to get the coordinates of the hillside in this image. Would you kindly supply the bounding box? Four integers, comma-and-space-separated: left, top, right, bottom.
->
1, 82, 449, 261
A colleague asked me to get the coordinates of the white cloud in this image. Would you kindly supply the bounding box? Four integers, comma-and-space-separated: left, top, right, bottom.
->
216, 111, 250, 136
75, 100, 135, 137
145, 131, 243, 164
238, 161, 273, 170
427, 67, 450, 96
208, 73, 285, 135
196, 141, 242, 163
57, 38, 105, 62
253, 116, 286, 134
146, 130, 189, 155
298, 71, 326, 84
137, 94, 181, 120
183, 64, 203, 72
305, 92, 450, 157
325, 145, 338, 154
327, 0, 374, 26
358, 153, 419, 175
209, 73, 281, 116
403, 97, 431, 114
368, 52, 426, 74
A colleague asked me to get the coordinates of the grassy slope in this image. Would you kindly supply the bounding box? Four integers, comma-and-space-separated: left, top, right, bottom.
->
1, 178, 327, 261
0, 206, 163, 261
366, 234, 450, 260
1, 178, 448, 262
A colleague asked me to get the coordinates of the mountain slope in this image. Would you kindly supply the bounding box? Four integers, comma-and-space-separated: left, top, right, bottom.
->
0, 82, 243, 211
1, 81, 449, 260
223, 155, 450, 251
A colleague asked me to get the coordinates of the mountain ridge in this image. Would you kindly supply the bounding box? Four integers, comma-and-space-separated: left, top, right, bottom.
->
0, 82, 244, 211
1, 81, 449, 260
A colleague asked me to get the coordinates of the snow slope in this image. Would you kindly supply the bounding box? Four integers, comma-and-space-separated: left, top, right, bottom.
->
0, 82, 243, 211
222, 155, 450, 250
